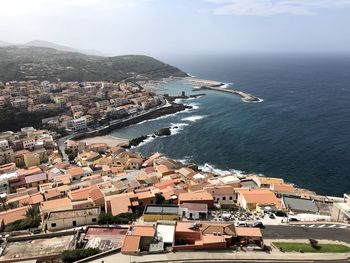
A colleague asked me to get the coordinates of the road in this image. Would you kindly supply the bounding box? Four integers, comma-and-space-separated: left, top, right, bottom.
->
263, 225, 350, 243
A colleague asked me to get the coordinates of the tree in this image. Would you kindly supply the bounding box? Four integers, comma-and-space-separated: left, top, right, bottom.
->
25, 205, 41, 228
155, 193, 165, 204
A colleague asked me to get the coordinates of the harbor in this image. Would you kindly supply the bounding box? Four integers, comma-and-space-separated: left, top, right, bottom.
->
192, 84, 262, 102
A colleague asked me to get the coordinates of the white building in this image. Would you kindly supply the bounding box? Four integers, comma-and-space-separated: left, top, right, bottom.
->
67, 118, 87, 132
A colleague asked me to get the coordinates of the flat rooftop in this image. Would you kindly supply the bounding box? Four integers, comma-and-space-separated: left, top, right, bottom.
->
84, 227, 128, 251
1, 235, 73, 260
283, 196, 318, 213
144, 204, 179, 215
48, 207, 100, 220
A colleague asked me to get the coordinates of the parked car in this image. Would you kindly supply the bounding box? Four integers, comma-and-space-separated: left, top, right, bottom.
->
235, 221, 247, 227
275, 211, 288, 217
252, 221, 265, 229
289, 217, 300, 222
269, 213, 276, 219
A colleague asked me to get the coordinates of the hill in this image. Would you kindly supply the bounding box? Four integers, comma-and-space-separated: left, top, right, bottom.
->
0, 46, 188, 82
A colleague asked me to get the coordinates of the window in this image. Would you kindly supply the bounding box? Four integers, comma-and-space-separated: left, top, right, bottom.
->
51, 223, 56, 227
150, 200, 154, 204
222, 196, 226, 201
92, 218, 97, 222
229, 196, 233, 200
72, 220, 77, 227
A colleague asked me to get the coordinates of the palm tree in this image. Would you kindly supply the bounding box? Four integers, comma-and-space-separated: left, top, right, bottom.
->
25, 205, 41, 228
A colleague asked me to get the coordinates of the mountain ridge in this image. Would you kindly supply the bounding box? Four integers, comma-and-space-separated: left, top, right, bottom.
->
0, 45, 188, 82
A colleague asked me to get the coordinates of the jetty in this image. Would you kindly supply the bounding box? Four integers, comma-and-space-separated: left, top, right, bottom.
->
186, 77, 262, 102
193, 85, 261, 102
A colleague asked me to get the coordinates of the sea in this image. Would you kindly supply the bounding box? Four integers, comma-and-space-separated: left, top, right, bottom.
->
111, 54, 350, 196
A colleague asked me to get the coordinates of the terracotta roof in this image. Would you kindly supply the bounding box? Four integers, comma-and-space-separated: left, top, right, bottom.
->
131, 225, 155, 237
89, 187, 104, 202
143, 152, 162, 167
201, 223, 236, 236
175, 222, 198, 233
29, 193, 44, 204
17, 167, 42, 177
40, 197, 72, 213
0, 206, 30, 225
69, 187, 91, 201
24, 172, 47, 184
107, 193, 132, 216
135, 190, 155, 200
271, 183, 295, 193
178, 191, 213, 202
121, 235, 140, 253
235, 227, 262, 237
237, 189, 281, 208
204, 185, 235, 196
54, 174, 71, 185
44, 188, 61, 200
66, 167, 85, 177
181, 202, 208, 212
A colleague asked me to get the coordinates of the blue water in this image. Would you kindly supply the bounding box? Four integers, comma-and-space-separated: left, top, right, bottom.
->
111, 54, 350, 196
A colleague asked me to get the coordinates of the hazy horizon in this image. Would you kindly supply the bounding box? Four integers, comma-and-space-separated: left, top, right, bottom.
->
1, 0, 350, 58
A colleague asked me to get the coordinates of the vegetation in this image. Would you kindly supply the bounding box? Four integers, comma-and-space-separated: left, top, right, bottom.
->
155, 193, 166, 204
0, 46, 187, 82
98, 211, 140, 224
65, 148, 77, 162
273, 242, 350, 253
61, 248, 101, 263
4, 205, 41, 232
0, 106, 67, 132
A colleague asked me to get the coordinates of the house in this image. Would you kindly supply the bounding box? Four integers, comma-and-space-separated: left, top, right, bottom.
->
45, 207, 101, 231
0, 206, 30, 229
236, 189, 282, 211
204, 185, 236, 207
40, 197, 73, 215
178, 167, 197, 179
235, 227, 263, 247
143, 204, 179, 222
251, 176, 284, 189
66, 167, 91, 181
178, 191, 214, 208
173, 222, 231, 251
105, 193, 135, 216
121, 224, 156, 255
179, 203, 208, 220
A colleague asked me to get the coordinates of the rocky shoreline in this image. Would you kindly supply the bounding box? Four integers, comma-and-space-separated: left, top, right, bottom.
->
72, 102, 190, 142
122, 126, 173, 148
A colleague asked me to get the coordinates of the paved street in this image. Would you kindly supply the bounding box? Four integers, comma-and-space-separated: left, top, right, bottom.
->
263, 225, 350, 243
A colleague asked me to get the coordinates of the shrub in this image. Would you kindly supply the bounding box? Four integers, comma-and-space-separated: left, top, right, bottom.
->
309, 239, 320, 249
61, 248, 101, 263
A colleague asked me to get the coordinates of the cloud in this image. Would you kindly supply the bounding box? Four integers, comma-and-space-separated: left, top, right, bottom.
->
207, 0, 350, 16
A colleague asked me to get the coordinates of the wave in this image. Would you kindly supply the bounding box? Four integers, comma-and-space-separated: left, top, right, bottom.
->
169, 123, 190, 135
198, 163, 232, 176
221, 82, 234, 89
181, 115, 207, 122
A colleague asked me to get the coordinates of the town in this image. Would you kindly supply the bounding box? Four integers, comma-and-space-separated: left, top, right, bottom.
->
0, 79, 167, 134
0, 123, 349, 262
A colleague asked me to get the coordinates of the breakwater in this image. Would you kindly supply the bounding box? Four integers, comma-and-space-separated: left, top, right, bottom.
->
193, 85, 262, 102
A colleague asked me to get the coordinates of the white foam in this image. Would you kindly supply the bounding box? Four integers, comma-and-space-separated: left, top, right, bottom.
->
199, 163, 232, 176
134, 135, 156, 148
181, 115, 206, 122
169, 123, 189, 135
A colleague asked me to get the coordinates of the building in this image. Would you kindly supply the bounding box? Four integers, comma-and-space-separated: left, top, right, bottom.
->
0, 206, 30, 230
45, 207, 101, 231
236, 189, 282, 211
121, 224, 156, 255
66, 117, 87, 132
179, 203, 208, 220
143, 204, 179, 222
40, 197, 73, 215
204, 185, 236, 207
178, 191, 214, 208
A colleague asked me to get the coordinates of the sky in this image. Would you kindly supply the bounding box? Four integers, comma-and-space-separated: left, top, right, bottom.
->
1, 0, 350, 57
